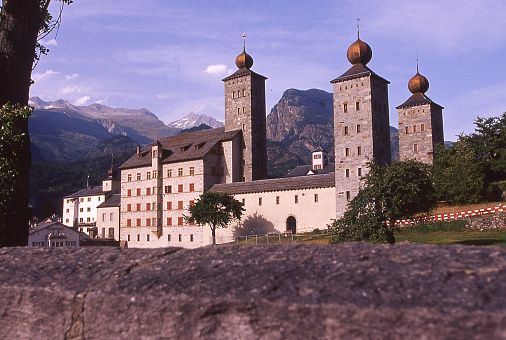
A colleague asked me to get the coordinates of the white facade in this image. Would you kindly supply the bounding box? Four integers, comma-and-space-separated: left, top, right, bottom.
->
29, 222, 87, 247
96, 194, 121, 241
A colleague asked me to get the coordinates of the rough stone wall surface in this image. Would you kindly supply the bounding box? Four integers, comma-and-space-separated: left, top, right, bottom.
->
398, 102, 443, 163
466, 212, 506, 230
0, 244, 504, 339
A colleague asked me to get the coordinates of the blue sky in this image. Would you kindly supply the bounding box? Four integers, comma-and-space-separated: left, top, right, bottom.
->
30, 0, 506, 141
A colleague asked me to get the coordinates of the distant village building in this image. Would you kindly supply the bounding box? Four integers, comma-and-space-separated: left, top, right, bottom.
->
397, 64, 444, 163
29, 221, 88, 247
62, 168, 120, 237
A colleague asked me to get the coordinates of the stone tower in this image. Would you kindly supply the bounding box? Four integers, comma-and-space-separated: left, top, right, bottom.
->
222, 38, 268, 181
396, 64, 444, 163
330, 32, 391, 218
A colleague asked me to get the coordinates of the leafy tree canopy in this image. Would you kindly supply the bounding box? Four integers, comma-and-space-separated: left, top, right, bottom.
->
186, 192, 244, 245
330, 159, 436, 244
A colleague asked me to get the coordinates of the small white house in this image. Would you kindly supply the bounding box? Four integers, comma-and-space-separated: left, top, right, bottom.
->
29, 222, 88, 247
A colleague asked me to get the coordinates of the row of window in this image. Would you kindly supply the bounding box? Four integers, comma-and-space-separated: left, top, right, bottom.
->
252, 194, 320, 206
232, 90, 247, 98
344, 168, 363, 178
405, 124, 425, 134
127, 233, 194, 243
126, 200, 194, 212
102, 213, 114, 222
126, 183, 196, 197
342, 124, 361, 135
344, 146, 362, 157
339, 82, 365, 91
100, 228, 115, 238
31, 241, 76, 247
126, 217, 193, 227
343, 101, 361, 113
127, 167, 195, 181
65, 197, 101, 204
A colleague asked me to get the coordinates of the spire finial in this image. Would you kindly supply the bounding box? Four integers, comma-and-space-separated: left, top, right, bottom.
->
357, 18, 360, 39
242, 33, 246, 51
416, 55, 419, 73
111, 153, 114, 169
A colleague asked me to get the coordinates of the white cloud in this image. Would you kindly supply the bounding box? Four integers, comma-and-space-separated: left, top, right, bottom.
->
157, 93, 174, 99
204, 64, 232, 76
75, 96, 91, 106
41, 39, 58, 46
32, 69, 59, 82
65, 73, 79, 80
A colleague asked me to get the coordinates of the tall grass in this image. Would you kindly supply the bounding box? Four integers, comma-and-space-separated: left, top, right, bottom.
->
398, 220, 468, 233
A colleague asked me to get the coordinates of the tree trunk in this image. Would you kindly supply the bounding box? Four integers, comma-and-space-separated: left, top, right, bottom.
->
212, 226, 216, 245
0, 0, 45, 246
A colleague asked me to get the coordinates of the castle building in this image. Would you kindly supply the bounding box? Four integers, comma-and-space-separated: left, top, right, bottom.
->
330, 32, 391, 217
396, 65, 444, 163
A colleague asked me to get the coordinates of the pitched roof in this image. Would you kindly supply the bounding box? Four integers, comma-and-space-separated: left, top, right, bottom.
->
222, 68, 267, 82
119, 127, 241, 170
64, 186, 105, 198
29, 221, 87, 237
208, 173, 335, 195
396, 93, 444, 109
285, 163, 335, 177
97, 194, 120, 208
330, 64, 390, 84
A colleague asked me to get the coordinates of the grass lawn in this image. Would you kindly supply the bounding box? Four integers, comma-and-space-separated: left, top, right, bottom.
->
395, 229, 506, 246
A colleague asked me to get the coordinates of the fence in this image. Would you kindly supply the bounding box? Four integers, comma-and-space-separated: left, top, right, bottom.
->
396, 205, 505, 226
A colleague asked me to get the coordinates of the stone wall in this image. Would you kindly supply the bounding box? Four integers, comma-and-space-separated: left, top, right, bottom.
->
0, 244, 504, 339
466, 212, 506, 230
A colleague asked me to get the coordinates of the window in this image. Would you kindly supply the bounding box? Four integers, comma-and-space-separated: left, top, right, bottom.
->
421, 124, 425, 131
405, 126, 409, 134
357, 146, 362, 156
295, 195, 298, 204
80, 218, 83, 223
165, 185, 172, 194
136, 188, 141, 196
189, 183, 195, 192
238, 108, 241, 114
137, 234, 140, 241
146, 203, 151, 211
189, 167, 194, 175
189, 200, 194, 207
87, 197, 91, 202
152, 218, 157, 227
243, 107, 246, 113
178, 217, 183, 226
146, 219, 151, 227
128, 234, 131, 241
179, 234, 182, 242
128, 174, 132, 182
314, 154, 321, 159
232, 92, 235, 99
127, 204, 131, 211
414, 144, 418, 152
190, 234, 194, 242
358, 168, 362, 177
243, 90, 245, 96
136, 219, 141, 227
242, 124, 246, 131
346, 169, 350, 178
87, 217, 91, 222
178, 184, 183, 193
242, 198, 245, 205
102, 213, 106, 222
314, 194, 318, 203
259, 197, 262, 206
343, 103, 348, 113
178, 201, 183, 209
345, 148, 350, 156
178, 168, 183, 176
153, 170, 157, 178
357, 124, 361, 133
137, 173, 141, 181
356, 101, 360, 110
413, 125, 417, 133
346, 191, 351, 201
127, 219, 131, 227
86, 207, 90, 212
152, 187, 157, 194
276, 196, 280, 205
136, 203, 141, 211
110, 213, 113, 221
344, 126, 349, 135
168, 234, 171, 242
167, 202, 172, 210
167, 217, 172, 226
211, 166, 216, 175
146, 172, 151, 180
80, 208, 83, 213
167, 169, 172, 178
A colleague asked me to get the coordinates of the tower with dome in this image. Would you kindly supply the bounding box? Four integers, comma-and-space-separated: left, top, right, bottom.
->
396, 63, 444, 163
330, 29, 392, 218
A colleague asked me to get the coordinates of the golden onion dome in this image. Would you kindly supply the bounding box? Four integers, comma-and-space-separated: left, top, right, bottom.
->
235, 48, 253, 69
347, 39, 372, 65
408, 71, 429, 94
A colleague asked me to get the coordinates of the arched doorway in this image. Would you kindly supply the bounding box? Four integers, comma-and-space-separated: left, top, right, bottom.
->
286, 216, 296, 234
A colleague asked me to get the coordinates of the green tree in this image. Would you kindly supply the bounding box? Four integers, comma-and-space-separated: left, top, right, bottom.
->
0, 0, 71, 246
186, 192, 244, 245
330, 159, 436, 244
432, 141, 487, 205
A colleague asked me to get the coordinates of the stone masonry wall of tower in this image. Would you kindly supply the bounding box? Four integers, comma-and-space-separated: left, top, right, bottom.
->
223, 72, 267, 181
